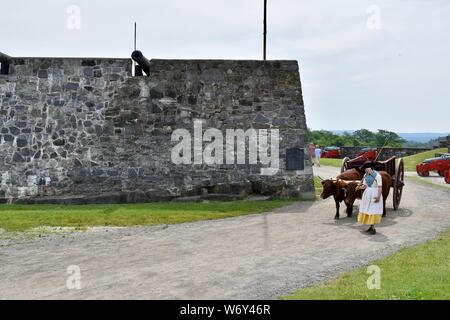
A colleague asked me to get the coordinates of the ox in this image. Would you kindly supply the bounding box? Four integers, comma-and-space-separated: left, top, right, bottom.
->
319, 169, 363, 220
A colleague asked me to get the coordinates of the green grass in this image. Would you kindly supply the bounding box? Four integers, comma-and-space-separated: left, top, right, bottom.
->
318, 158, 342, 168
0, 200, 295, 232
313, 176, 323, 199
282, 228, 450, 300
403, 148, 447, 171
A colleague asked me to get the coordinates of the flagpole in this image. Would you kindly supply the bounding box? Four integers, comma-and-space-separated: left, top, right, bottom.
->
133, 22, 137, 76
134, 22, 137, 51
263, 0, 267, 61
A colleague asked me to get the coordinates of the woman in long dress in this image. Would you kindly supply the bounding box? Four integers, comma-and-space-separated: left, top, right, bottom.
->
357, 161, 383, 235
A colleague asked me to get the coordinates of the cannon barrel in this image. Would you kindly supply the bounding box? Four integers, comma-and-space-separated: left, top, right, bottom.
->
131, 50, 150, 75
0, 52, 12, 64
0, 52, 12, 75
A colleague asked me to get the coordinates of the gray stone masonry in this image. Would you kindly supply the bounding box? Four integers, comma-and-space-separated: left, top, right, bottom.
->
0, 57, 314, 203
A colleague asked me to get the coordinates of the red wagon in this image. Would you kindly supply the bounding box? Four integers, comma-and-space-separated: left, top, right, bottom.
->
322, 146, 340, 158
445, 170, 450, 184
341, 155, 404, 210
416, 155, 450, 177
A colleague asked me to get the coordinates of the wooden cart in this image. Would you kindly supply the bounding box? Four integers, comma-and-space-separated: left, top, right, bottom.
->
341, 155, 405, 210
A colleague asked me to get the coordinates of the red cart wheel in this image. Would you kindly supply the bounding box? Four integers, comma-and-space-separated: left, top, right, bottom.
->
341, 157, 350, 173
393, 158, 405, 210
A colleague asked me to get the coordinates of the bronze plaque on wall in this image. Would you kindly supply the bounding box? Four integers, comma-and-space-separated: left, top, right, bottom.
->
286, 148, 304, 170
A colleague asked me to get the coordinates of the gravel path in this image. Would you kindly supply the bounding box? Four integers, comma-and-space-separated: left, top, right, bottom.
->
0, 166, 449, 299
405, 171, 450, 189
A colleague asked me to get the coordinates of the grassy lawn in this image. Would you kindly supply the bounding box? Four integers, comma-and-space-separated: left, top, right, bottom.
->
313, 176, 323, 198
282, 228, 450, 300
403, 148, 447, 171
318, 158, 342, 168
0, 200, 295, 233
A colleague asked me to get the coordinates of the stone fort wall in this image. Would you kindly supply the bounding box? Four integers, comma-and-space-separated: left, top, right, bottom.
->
0, 57, 314, 203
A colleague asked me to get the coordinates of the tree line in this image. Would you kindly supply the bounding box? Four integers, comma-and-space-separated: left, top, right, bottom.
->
307, 129, 406, 148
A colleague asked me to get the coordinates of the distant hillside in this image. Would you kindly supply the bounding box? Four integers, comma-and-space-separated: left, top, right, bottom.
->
398, 133, 449, 143
329, 130, 449, 143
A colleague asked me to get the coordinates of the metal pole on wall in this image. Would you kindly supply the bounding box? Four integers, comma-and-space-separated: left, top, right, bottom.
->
134, 22, 137, 51
133, 22, 137, 76
263, 0, 267, 61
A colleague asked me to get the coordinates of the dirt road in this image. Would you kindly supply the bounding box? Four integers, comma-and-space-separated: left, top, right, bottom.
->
0, 166, 449, 299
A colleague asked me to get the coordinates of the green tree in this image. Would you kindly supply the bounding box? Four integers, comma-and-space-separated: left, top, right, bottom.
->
353, 129, 376, 145
375, 130, 406, 147
307, 128, 408, 148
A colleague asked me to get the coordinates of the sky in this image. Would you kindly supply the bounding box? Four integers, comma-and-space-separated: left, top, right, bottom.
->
1, 0, 449, 133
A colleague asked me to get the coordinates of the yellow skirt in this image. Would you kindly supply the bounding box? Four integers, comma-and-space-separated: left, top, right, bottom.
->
357, 213, 382, 225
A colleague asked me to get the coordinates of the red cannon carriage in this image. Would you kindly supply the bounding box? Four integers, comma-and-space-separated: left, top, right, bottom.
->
321, 146, 340, 158
445, 170, 450, 184
355, 147, 377, 161
341, 147, 377, 173
416, 154, 450, 177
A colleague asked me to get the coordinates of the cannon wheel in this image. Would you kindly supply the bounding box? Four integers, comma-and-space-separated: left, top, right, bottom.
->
393, 158, 404, 210
341, 157, 350, 173
418, 170, 429, 177
445, 171, 450, 184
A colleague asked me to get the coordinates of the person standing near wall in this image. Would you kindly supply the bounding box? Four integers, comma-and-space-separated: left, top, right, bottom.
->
308, 143, 316, 166
315, 145, 322, 167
